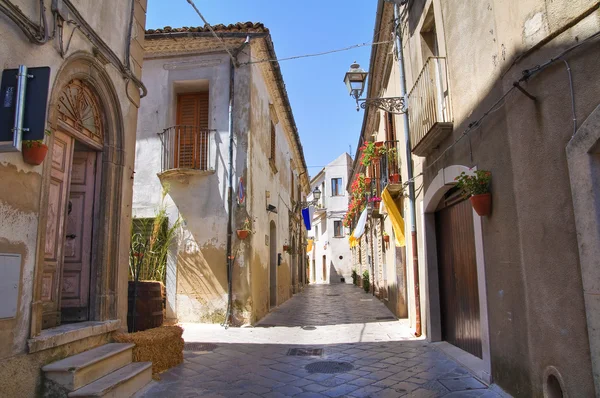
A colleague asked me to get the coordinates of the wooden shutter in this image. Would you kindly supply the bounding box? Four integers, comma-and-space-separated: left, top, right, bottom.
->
385, 112, 396, 142
176, 93, 209, 169
270, 122, 276, 161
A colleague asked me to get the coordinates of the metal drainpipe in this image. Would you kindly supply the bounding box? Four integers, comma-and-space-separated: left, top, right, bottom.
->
394, 3, 422, 337
224, 58, 236, 327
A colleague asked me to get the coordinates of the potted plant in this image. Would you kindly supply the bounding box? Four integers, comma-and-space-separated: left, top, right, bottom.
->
362, 270, 370, 293
237, 217, 253, 239
364, 177, 372, 185
455, 170, 492, 216
351, 269, 358, 285
389, 173, 401, 184
22, 130, 51, 165
382, 231, 390, 243
369, 196, 382, 211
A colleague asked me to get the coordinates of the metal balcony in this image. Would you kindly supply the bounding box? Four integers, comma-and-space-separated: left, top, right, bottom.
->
158, 126, 214, 173
408, 57, 453, 156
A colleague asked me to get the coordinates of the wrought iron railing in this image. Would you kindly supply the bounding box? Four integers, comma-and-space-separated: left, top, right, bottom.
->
378, 140, 400, 190
158, 126, 214, 172
407, 57, 452, 153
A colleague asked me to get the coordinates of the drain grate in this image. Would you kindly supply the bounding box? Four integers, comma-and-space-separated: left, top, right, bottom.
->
326, 294, 340, 296
301, 325, 317, 330
184, 342, 217, 352
305, 361, 354, 374
375, 316, 396, 320
287, 348, 323, 356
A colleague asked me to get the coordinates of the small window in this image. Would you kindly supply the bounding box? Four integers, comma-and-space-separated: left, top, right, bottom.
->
315, 225, 319, 240
270, 122, 276, 161
331, 178, 343, 196
334, 221, 343, 238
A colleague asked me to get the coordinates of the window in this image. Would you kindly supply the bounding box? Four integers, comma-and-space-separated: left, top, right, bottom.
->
331, 178, 343, 196
176, 92, 209, 169
334, 221, 343, 238
314, 225, 319, 240
291, 170, 294, 202
270, 122, 276, 161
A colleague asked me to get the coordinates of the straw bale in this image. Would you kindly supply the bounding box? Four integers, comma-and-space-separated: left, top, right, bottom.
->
114, 325, 184, 379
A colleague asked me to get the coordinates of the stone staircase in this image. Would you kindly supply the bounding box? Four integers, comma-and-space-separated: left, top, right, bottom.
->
42, 343, 152, 397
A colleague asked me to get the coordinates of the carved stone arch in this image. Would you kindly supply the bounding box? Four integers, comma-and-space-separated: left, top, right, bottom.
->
31, 52, 126, 336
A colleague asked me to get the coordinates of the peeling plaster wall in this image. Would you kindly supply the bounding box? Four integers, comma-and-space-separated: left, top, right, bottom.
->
247, 57, 301, 324
399, 0, 600, 395
0, 0, 145, 392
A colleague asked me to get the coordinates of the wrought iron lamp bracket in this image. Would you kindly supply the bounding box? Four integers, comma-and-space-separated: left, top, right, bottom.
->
357, 96, 407, 114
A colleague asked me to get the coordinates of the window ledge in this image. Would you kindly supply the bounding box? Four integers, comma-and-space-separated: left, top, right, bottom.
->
28, 320, 120, 354
158, 168, 216, 184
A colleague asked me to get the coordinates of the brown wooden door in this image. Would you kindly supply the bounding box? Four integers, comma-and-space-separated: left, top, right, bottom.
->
322, 255, 327, 282
435, 199, 482, 358
176, 93, 209, 169
42, 130, 74, 329
61, 151, 97, 322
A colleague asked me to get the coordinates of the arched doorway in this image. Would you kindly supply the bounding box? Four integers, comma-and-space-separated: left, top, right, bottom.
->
269, 221, 277, 308
423, 165, 491, 378
32, 54, 125, 334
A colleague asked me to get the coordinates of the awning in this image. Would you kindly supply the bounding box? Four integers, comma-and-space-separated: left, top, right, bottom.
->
382, 187, 406, 247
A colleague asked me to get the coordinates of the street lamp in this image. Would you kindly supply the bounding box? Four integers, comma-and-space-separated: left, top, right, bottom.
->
343, 62, 407, 114
298, 187, 322, 209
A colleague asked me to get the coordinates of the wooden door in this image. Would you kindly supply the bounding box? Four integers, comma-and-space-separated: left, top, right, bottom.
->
322, 255, 327, 282
269, 221, 277, 308
176, 93, 209, 169
435, 199, 482, 358
42, 130, 74, 329
61, 151, 96, 322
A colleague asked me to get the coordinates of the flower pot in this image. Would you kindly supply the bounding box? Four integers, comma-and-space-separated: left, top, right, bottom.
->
371, 200, 380, 211
236, 230, 249, 239
470, 193, 492, 216
22, 143, 48, 165
374, 141, 384, 148
283, 245, 290, 252
389, 174, 400, 184
364, 177, 372, 185
383, 235, 389, 243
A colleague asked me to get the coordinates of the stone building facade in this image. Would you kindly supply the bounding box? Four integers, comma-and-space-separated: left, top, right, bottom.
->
133, 23, 309, 326
0, 0, 147, 395
349, 0, 600, 396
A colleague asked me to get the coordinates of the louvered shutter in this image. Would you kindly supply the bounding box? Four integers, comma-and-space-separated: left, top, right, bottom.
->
176, 93, 209, 169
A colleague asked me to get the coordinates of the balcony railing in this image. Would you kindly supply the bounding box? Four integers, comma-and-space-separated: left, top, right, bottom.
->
158, 126, 214, 173
407, 57, 453, 156
378, 140, 400, 191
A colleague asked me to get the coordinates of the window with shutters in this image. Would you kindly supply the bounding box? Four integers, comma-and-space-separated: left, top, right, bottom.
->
174, 92, 209, 170
270, 122, 277, 166
334, 221, 343, 238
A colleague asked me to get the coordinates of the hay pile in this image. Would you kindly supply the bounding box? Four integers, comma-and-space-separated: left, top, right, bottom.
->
114, 325, 184, 379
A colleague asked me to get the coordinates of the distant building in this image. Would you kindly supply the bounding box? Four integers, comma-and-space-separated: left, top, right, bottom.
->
133, 23, 309, 326
307, 153, 353, 284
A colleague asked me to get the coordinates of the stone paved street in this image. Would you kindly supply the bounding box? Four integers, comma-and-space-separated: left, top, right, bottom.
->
136, 284, 507, 397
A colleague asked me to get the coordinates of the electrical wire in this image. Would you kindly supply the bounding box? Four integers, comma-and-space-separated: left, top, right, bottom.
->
186, 0, 238, 66
240, 40, 393, 66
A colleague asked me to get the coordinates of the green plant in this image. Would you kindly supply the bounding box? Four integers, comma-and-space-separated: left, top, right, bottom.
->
382, 231, 388, 237
359, 142, 386, 167
362, 270, 370, 293
22, 129, 51, 148
454, 170, 492, 197
351, 269, 358, 285
240, 217, 254, 233
129, 207, 181, 283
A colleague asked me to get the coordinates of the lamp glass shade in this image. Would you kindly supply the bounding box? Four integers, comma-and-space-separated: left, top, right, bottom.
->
343, 63, 368, 98
313, 187, 321, 201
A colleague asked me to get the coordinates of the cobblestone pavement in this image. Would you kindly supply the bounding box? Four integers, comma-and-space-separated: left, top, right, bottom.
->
137, 284, 507, 398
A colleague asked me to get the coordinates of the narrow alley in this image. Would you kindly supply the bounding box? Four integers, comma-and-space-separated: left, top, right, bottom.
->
137, 285, 504, 398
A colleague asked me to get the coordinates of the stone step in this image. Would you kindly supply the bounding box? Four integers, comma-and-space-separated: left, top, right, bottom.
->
43, 343, 135, 391
68, 362, 152, 398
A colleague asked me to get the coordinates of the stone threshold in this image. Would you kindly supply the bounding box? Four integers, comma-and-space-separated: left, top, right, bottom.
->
28, 320, 120, 354
433, 341, 492, 385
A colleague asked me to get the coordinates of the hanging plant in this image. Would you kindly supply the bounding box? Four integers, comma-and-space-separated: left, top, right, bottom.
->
237, 217, 254, 239
22, 130, 51, 165
455, 170, 492, 216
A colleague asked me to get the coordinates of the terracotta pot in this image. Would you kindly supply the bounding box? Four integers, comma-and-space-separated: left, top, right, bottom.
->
22, 143, 48, 165
236, 230, 249, 239
470, 193, 492, 216
383, 235, 389, 243
364, 177, 372, 185
389, 174, 400, 184
283, 245, 290, 251
374, 141, 384, 147
371, 200, 380, 210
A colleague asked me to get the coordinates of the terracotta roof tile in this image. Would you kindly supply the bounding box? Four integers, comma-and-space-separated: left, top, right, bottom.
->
145, 22, 268, 35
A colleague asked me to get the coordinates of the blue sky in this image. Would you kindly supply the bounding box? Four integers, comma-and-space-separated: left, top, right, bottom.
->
146, 0, 377, 178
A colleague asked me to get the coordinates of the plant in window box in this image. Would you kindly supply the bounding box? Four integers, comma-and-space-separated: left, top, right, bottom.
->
22, 130, 51, 165
236, 217, 254, 240
455, 170, 492, 216
369, 196, 382, 211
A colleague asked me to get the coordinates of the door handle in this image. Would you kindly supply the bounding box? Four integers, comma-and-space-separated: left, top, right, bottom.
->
66, 234, 77, 239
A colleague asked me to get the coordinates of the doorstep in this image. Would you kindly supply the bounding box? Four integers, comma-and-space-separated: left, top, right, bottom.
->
28, 320, 121, 353
433, 341, 492, 385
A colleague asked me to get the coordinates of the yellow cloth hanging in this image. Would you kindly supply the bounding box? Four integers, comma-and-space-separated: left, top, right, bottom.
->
306, 238, 313, 253
382, 187, 406, 247
348, 234, 358, 248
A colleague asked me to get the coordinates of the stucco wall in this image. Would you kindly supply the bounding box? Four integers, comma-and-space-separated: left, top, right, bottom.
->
0, 0, 145, 393
401, 0, 599, 395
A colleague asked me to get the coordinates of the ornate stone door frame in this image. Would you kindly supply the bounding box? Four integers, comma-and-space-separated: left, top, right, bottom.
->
30, 53, 125, 337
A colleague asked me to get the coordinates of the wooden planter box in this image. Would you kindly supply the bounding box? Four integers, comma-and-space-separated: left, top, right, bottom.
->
127, 281, 164, 332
